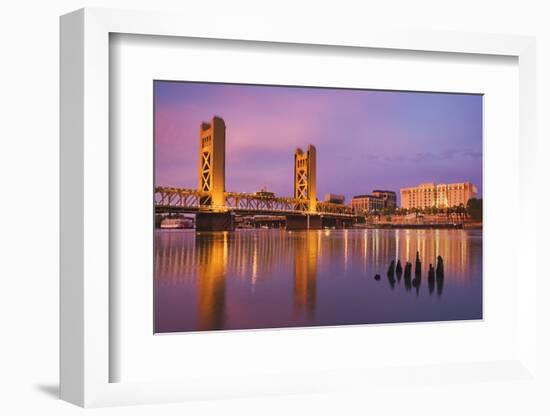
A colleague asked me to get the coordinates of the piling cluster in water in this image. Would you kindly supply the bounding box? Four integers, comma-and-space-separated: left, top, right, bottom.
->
376, 251, 445, 295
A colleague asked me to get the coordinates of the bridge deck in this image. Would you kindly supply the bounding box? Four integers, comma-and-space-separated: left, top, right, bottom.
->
155, 187, 355, 218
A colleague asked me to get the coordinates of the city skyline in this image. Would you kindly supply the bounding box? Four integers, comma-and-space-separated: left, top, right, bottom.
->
154, 81, 483, 205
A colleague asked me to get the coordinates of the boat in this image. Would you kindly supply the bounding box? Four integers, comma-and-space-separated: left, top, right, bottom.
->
160, 217, 193, 229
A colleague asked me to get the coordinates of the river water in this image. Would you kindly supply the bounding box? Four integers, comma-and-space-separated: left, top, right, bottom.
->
154, 228, 482, 333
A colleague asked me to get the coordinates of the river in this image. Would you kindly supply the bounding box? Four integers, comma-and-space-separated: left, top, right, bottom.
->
154, 228, 482, 333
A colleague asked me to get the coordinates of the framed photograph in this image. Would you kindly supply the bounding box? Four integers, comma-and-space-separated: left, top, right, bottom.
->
153, 81, 483, 334
60, 8, 538, 407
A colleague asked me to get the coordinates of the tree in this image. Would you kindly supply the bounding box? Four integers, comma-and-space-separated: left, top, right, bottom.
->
466, 198, 483, 221
458, 203, 466, 222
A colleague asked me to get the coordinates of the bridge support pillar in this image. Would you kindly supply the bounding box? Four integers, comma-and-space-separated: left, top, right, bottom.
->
196, 212, 234, 232
286, 215, 321, 230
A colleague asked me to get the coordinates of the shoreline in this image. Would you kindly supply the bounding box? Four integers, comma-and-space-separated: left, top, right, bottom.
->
362, 223, 482, 230
156, 225, 482, 231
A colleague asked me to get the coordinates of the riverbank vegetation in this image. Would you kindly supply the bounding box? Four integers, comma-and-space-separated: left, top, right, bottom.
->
367, 198, 483, 223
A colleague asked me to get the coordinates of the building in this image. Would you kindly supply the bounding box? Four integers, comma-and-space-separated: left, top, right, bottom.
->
324, 193, 345, 204
400, 182, 477, 209
371, 190, 397, 209
351, 194, 385, 214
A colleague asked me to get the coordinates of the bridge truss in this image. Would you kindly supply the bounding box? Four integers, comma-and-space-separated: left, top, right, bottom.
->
155, 187, 354, 217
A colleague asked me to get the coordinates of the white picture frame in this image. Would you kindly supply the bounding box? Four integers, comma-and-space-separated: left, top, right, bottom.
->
60, 7, 538, 407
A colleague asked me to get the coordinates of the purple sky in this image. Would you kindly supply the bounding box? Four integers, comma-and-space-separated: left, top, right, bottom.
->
154, 81, 482, 204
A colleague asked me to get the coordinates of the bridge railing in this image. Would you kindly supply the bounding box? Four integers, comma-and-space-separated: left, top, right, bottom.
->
155, 186, 355, 217
225, 192, 305, 214
155, 187, 207, 209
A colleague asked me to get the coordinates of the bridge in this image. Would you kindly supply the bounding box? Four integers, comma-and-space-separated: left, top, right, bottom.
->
155, 116, 356, 231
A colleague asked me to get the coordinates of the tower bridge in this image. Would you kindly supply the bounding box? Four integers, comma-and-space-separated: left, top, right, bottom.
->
155, 116, 356, 231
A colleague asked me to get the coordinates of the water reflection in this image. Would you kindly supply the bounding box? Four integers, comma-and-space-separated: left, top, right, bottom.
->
428, 264, 435, 295
155, 229, 482, 332
293, 232, 317, 315
196, 233, 228, 330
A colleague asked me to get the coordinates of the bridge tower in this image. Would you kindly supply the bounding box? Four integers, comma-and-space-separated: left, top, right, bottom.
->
198, 116, 226, 208
294, 145, 317, 212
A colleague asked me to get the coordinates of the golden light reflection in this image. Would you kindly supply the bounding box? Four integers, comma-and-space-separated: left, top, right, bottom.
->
405, 230, 410, 261
344, 229, 349, 271
395, 230, 400, 261
197, 232, 228, 330
293, 231, 318, 314
155, 229, 475, 287
251, 235, 258, 288
363, 231, 368, 272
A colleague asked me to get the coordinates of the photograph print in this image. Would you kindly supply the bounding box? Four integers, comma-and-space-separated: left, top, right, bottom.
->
154, 81, 483, 334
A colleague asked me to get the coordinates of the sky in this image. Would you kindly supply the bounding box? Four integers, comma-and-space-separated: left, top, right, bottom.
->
154, 81, 482, 204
